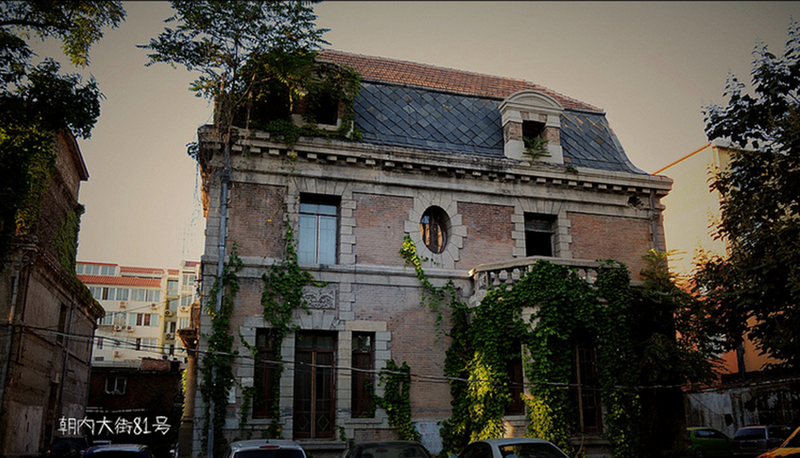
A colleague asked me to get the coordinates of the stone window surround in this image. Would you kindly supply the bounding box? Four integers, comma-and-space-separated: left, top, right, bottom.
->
512, 198, 572, 259
237, 316, 392, 435
500, 90, 565, 164
404, 190, 466, 270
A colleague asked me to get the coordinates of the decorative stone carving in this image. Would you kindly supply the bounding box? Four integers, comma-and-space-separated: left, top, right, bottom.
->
303, 284, 337, 309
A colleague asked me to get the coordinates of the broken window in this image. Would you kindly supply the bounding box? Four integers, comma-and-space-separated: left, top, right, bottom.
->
420, 206, 449, 254
525, 214, 555, 257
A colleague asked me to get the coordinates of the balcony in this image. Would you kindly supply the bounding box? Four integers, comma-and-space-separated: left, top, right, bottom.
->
469, 256, 601, 305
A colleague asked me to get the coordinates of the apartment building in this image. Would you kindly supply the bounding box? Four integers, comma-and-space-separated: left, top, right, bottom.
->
77, 260, 199, 366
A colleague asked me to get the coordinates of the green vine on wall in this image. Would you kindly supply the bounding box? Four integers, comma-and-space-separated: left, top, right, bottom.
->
375, 359, 421, 441
199, 245, 244, 458
401, 237, 643, 458
239, 225, 326, 437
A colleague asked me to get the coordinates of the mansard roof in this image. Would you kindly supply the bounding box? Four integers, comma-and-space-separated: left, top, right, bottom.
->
317, 49, 646, 175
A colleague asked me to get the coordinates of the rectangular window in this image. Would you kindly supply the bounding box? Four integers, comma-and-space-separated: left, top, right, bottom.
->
293, 332, 336, 439
135, 314, 159, 327
351, 333, 374, 418
167, 279, 179, 296
130, 289, 146, 302
253, 329, 280, 419
166, 321, 177, 334
525, 214, 555, 257
113, 312, 127, 326
178, 317, 190, 329
570, 341, 602, 434
89, 286, 102, 300
505, 340, 525, 415
182, 273, 196, 292
167, 298, 178, 311
146, 290, 160, 302
298, 197, 338, 265
100, 265, 115, 276
180, 295, 193, 308
96, 337, 103, 350
104, 377, 126, 395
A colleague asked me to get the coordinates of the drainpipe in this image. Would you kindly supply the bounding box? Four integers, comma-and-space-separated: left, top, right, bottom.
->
207, 122, 232, 458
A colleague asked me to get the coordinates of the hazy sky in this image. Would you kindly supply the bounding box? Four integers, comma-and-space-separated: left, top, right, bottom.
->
46, 1, 799, 269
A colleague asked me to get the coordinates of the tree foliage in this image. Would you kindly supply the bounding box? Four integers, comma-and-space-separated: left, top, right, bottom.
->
141, 0, 328, 137
0, 0, 124, 270
697, 22, 800, 370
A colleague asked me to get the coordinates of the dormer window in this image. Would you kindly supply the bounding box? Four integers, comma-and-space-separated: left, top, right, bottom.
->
500, 90, 564, 163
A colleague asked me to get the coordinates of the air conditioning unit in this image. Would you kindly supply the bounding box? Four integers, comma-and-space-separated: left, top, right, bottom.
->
119, 301, 127, 308
164, 310, 174, 317
150, 303, 158, 309
112, 324, 122, 332
113, 351, 123, 358
179, 305, 189, 313
126, 325, 135, 332
165, 333, 174, 340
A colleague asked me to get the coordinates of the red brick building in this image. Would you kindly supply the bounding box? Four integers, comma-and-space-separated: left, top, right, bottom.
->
192, 50, 672, 457
0, 131, 103, 457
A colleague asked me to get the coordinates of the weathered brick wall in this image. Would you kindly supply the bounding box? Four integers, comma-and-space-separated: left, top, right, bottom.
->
457, 202, 516, 268
227, 183, 286, 258
352, 283, 452, 418
568, 212, 653, 279
353, 193, 412, 266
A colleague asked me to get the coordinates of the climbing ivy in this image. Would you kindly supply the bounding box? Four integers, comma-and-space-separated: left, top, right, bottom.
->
240, 225, 325, 437
375, 359, 421, 441
401, 237, 644, 458
199, 245, 244, 458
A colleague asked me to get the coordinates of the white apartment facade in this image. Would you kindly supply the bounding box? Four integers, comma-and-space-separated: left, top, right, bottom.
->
77, 260, 199, 366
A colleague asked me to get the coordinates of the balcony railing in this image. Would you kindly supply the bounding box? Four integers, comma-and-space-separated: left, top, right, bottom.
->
469, 256, 601, 304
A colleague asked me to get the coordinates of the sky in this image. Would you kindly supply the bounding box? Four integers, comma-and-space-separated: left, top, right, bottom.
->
33, 1, 800, 269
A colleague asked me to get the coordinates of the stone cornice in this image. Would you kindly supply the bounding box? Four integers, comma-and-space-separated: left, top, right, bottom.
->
198, 126, 672, 198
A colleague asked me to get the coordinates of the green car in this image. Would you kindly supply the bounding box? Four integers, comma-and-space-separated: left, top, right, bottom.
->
688, 427, 733, 458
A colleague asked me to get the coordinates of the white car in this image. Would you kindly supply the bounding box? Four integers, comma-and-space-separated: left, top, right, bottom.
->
457, 438, 569, 458
224, 440, 308, 458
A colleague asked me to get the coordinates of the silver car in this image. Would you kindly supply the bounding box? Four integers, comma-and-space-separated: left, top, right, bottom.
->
224, 440, 308, 458
457, 438, 569, 458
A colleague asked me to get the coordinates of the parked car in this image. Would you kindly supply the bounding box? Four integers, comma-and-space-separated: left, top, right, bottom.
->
457, 438, 569, 458
344, 441, 432, 458
732, 425, 793, 458
46, 437, 90, 458
82, 444, 155, 458
757, 425, 800, 457
225, 439, 307, 458
687, 427, 732, 458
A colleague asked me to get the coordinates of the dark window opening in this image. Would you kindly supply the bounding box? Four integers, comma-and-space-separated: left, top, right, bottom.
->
104, 377, 127, 395
234, 80, 291, 128
351, 332, 374, 418
253, 328, 280, 419
298, 195, 339, 265
525, 214, 555, 257
522, 120, 545, 139
420, 206, 449, 254
308, 91, 339, 126
293, 332, 336, 439
506, 340, 525, 415
569, 340, 602, 434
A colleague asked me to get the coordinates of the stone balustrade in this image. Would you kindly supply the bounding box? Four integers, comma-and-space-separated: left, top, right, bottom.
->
469, 256, 601, 305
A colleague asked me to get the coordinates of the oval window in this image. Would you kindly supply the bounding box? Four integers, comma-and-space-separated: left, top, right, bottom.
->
420, 207, 449, 254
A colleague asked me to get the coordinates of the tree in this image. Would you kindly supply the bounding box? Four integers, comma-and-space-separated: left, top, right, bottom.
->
0, 1, 125, 270
141, 2, 328, 455
696, 22, 800, 370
